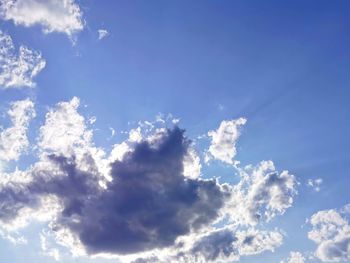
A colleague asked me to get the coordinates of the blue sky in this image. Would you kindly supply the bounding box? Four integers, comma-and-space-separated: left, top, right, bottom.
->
0, 1, 350, 263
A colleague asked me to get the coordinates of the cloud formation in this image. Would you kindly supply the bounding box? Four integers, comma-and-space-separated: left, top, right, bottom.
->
0, 97, 298, 262
38, 97, 93, 156
308, 205, 350, 262
0, 99, 35, 162
133, 227, 283, 263
205, 118, 246, 164
65, 128, 229, 255
227, 161, 297, 225
0, 30, 45, 88
0, 119, 230, 256
0, 0, 84, 38
98, 29, 109, 40
280, 251, 305, 263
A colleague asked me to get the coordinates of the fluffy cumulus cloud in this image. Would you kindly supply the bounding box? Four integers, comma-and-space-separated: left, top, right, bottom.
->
226, 161, 297, 225
280, 251, 305, 263
205, 118, 246, 164
0, 0, 84, 38
0, 30, 45, 89
0, 99, 35, 162
308, 205, 350, 262
38, 97, 93, 156
0, 98, 299, 262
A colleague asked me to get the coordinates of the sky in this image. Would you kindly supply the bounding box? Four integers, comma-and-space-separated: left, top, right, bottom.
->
0, 1, 350, 263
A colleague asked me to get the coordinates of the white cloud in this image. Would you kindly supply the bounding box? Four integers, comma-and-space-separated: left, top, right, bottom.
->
0, 0, 84, 38
183, 146, 201, 179
205, 118, 246, 164
128, 127, 143, 143
37, 97, 111, 184
307, 178, 323, 192
227, 161, 297, 225
40, 231, 60, 261
38, 97, 92, 156
280, 251, 306, 263
0, 30, 45, 89
141, 227, 283, 263
236, 228, 283, 257
109, 142, 131, 163
98, 29, 109, 40
308, 206, 350, 262
0, 99, 35, 162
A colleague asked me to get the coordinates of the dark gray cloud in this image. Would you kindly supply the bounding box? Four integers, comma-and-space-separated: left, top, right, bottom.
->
0, 127, 229, 255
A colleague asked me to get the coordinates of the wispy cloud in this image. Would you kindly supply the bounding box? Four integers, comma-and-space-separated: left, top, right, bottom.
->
280, 251, 305, 263
98, 29, 109, 40
0, 99, 35, 161
0, 30, 45, 89
307, 178, 323, 192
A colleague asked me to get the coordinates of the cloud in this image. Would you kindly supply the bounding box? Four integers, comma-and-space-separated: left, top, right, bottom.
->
98, 29, 109, 40
183, 146, 201, 179
308, 205, 350, 262
0, 124, 230, 256
38, 97, 93, 156
134, 227, 283, 263
0, 99, 35, 162
128, 127, 143, 143
226, 161, 297, 225
280, 251, 305, 263
205, 118, 246, 164
307, 178, 323, 192
0, 0, 84, 38
40, 231, 60, 261
66, 128, 228, 255
0, 97, 298, 261
0, 30, 45, 89
182, 228, 283, 263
